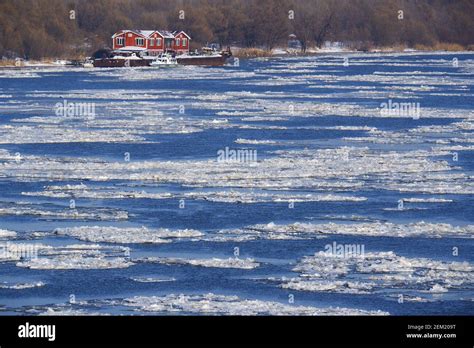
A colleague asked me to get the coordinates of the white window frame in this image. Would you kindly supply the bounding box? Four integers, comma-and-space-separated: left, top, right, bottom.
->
157, 38, 162, 46
116, 37, 124, 46
149, 38, 155, 46
182, 38, 187, 47
176, 38, 181, 47
135, 38, 144, 46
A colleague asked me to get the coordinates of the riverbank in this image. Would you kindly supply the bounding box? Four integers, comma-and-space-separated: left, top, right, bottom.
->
1, 43, 472, 68
232, 43, 474, 59
0, 59, 76, 68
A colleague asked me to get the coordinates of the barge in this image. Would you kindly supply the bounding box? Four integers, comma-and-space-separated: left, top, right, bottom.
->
176, 47, 232, 66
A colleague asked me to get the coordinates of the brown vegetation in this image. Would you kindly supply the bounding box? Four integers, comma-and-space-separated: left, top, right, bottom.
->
0, 0, 473, 59
233, 48, 272, 59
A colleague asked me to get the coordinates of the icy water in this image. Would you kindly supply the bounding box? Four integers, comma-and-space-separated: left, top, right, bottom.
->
0, 52, 473, 315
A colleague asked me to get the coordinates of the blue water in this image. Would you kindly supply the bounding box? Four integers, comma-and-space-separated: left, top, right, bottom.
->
0, 52, 473, 315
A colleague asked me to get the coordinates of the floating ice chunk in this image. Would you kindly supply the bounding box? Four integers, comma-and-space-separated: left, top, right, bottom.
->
0, 229, 16, 239
1, 146, 468, 197
54, 226, 202, 244
401, 198, 453, 203
0, 204, 128, 221
281, 251, 474, 297
184, 191, 366, 204
282, 279, 375, 294
201, 233, 261, 242
248, 221, 474, 238
387, 294, 432, 302
0, 242, 50, 262
23, 185, 366, 204
14, 244, 133, 270
428, 284, 449, 293
130, 276, 176, 283
0, 281, 45, 289
39, 307, 108, 316
235, 138, 278, 145
139, 257, 260, 269
0, 70, 41, 79
23, 186, 176, 200
0, 124, 146, 144
123, 293, 388, 315
45, 183, 88, 191
17, 254, 133, 270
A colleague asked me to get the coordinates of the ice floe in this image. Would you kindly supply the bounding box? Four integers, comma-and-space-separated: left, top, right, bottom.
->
0, 242, 50, 262
0, 229, 17, 239
17, 254, 132, 270
204, 220, 474, 242
123, 293, 388, 315
3, 146, 467, 197
39, 307, 107, 316
0, 281, 45, 289
54, 226, 203, 244
235, 138, 279, 145
130, 276, 176, 283
246, 221, 474, 238
136, 257, 259, 269
0, 70, 41, 79
14, 244, 133, 270
22, 185, 366, 203
0, 203, 128, 221
279, 251, 474, 297
401, 197, 453, 203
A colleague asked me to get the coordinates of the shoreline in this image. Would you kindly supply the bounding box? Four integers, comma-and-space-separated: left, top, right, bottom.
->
232, 45, 474, 59
1, 48, 473, 68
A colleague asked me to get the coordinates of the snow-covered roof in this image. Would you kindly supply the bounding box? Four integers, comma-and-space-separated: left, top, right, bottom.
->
111, 30, 152, 38
112, 30, 190, 39
173, 31, 191, 39
156, 30, 175, 39
136, 30, 155, 37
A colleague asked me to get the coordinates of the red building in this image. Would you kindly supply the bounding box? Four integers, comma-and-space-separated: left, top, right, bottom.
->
112, 30, 191, 55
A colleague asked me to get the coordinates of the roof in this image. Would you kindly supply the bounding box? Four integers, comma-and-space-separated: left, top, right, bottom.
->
112, 30, 190, 39
137, 30, 155, 37
156, 30, 176, 39
111, 30, 152, 38
173, 31, 191, 39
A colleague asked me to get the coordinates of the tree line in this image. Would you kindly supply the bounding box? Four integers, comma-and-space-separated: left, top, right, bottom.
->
0, 0, 473, 59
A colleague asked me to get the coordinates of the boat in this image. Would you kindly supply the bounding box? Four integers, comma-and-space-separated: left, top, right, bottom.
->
93, 53, 151, 68
90, 48, 152, 68
82, 60, 94, 68
150, 53, 178, 67
176, 47, 232, 66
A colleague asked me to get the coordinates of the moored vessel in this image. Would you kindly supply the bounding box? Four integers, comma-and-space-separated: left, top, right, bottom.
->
176, 47, 232, 66
150, 53, 178, 67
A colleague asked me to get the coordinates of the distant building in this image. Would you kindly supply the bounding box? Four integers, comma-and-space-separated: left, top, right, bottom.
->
288, 34, 302, 50
111, 30, 191, 55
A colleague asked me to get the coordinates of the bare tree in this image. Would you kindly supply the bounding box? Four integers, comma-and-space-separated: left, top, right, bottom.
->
0, 0, 472, 59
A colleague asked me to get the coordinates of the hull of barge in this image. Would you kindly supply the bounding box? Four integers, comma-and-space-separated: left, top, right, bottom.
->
92, 59, 151, 68
176, 55, 228, 66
